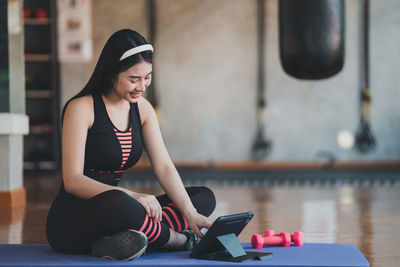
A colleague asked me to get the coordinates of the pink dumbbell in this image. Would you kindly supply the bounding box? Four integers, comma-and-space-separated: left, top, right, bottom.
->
264, 229, 304, 246
251, 232, 291, 248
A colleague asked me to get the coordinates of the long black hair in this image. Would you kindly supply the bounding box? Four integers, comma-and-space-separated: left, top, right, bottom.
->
61, 29, 153, 124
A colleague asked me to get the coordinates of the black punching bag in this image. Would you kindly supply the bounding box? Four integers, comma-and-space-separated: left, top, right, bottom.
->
279, 0, 345, 79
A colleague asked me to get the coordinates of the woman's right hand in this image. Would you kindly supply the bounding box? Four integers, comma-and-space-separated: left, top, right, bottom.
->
130, 192, 162, 222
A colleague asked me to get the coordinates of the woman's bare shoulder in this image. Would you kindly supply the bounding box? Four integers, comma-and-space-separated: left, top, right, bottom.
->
136, 97, 155, 124
68, 95, 93, 109
64, 95, 94, 127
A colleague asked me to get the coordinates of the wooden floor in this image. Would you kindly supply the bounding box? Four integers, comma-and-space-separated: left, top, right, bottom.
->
1, 171, 400, 267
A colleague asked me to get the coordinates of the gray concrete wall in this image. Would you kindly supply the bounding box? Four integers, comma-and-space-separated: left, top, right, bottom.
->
156, 0, 258, 161
61, 0, 400, 162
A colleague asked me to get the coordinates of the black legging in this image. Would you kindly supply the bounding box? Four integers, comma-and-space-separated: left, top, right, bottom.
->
47, 186, 216, 254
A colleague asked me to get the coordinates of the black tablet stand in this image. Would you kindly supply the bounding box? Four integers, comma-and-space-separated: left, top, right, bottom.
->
196, 233, 272, 262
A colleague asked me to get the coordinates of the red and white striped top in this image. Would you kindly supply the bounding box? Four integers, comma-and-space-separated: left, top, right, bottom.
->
114, 127, 132, 170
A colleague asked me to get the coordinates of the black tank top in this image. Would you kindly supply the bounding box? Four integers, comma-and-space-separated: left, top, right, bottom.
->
83, 93, 143, 180
47, 93, 143, 219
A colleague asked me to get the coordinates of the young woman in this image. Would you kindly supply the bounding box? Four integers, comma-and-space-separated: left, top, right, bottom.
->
46, 29, 216, 261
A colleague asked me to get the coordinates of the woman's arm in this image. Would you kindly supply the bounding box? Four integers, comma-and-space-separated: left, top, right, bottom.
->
139, 98, 211, 237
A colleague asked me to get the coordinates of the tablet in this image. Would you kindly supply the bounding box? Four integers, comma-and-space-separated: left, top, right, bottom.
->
190, 211, 254, 259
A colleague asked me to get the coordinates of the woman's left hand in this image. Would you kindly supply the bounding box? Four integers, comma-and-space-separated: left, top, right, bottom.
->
185, 211, 212, 238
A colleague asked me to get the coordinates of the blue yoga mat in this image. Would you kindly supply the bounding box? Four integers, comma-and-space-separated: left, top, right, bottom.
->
0, 243, 369, 267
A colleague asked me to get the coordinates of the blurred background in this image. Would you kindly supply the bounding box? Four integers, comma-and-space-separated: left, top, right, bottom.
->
7, 0, 399, 170
1, 0, 400, 266
64, 0, 400, 164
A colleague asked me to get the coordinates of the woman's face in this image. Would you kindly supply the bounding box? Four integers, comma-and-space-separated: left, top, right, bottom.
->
113, 61, 152, 103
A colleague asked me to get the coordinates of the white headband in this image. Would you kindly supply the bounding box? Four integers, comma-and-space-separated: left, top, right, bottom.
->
119, 44, 154, 61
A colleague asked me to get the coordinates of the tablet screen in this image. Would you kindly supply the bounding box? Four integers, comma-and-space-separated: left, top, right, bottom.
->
190, 211, 254, 258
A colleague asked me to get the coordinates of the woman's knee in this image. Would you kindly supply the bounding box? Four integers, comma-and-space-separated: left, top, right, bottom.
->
188, 186, 216, 217
201, 186, 216, 216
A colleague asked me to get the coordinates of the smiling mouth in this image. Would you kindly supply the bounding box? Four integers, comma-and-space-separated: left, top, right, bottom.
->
129, 92, 141, 98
